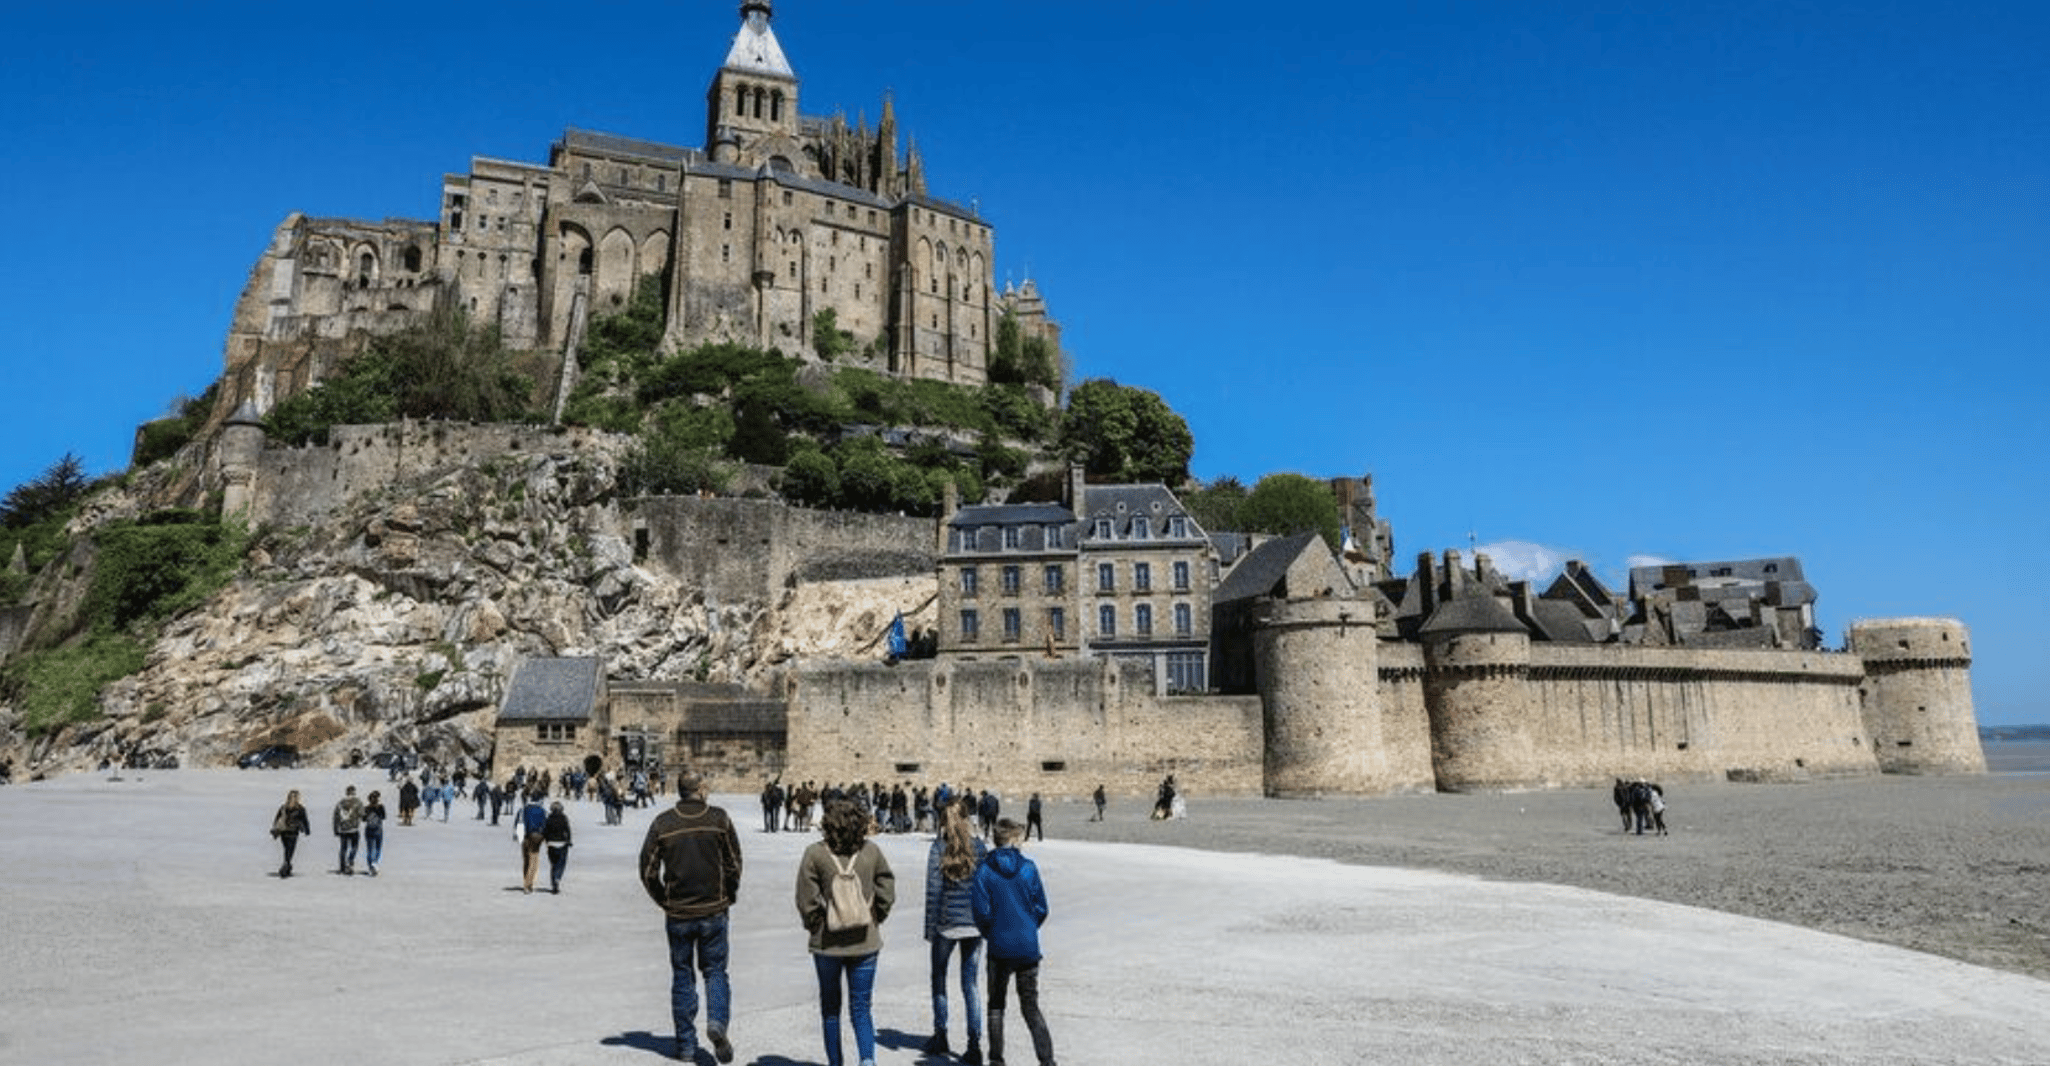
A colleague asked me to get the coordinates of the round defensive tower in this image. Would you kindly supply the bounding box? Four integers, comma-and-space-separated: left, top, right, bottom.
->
217, 400, 266, 521
1252, 598, 1383, 796
1420, 596, 1534, 792
1849, 618, 1985, 774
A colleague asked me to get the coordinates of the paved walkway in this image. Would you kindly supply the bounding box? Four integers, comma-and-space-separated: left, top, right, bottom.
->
2, 769, 2045, 1065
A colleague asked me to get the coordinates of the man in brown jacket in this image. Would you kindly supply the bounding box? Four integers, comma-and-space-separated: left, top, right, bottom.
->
640, 772, 743, 1064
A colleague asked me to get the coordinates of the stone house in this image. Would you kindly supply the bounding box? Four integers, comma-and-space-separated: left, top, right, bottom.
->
492, 657, 606, 772
937, 467, 1219, 693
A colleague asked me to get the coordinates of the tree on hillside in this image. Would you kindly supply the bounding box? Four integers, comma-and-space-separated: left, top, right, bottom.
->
2, 453, 90, 529
1058, 379, 1193, 486
1180, 475, 1248, 534
1237, 473, 1341, 549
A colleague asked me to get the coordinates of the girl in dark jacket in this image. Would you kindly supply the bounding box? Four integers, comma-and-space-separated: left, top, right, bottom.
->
795, 798, 895, 1066
923, 796, 989, 1062
542, 801, 574, 894
270, 790, 312, 878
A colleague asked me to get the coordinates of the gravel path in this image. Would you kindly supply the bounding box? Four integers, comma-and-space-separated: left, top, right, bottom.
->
1055, 769, 2050, 980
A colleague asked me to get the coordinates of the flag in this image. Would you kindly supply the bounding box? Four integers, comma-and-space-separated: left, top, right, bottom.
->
886, 612, 908, 659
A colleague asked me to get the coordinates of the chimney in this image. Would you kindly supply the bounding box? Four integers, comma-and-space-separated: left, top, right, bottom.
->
1067, 462, 1086, 511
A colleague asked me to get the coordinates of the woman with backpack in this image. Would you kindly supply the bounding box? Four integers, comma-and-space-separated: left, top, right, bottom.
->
795, 798, 896, 1066
922, 796, 989, 1063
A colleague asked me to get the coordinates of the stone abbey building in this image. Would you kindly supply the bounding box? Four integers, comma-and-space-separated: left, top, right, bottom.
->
214, 0, 1055, 421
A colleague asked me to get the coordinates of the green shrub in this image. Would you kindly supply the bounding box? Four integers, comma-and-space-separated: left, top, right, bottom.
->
81, 516, 248, 633
1, 634, 149, 737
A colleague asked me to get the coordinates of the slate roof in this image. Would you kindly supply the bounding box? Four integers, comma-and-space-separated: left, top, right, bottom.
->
498, 657, 602, 723
1526, 598, 1603, 643
1077, 484, 1204, 542
723, 6, 795, 77
948, 503, 1076, 529
1214, 532, 1323, 605
1419, 594, 1529, 636
560, 128, 699, 165
1627, 557, 1809, 602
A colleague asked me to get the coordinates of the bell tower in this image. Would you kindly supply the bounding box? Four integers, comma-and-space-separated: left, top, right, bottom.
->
705, 1, 802, 166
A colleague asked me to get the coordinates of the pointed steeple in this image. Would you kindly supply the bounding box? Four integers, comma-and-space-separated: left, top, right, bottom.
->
724, 2, 792, 77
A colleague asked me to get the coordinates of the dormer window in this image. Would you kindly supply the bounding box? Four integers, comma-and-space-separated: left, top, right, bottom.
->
1132, 517, 1150, 540
1003, 526, 1021, 550
1093, 519, 1113, 540
1168, 517, 1189, 538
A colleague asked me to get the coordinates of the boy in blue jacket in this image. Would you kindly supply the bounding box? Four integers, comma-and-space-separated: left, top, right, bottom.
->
971, 818, 1056, 1066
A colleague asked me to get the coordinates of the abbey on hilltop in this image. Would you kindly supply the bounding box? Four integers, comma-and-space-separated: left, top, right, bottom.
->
215, 1, 1056, 421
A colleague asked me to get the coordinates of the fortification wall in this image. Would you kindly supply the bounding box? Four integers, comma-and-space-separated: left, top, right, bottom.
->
247, 422, 617, 529
785, 658, 1263, 799
1375, 642, 1439, 791
608, 682, 789, 792
1517, 644, 1874, 786
632, 498, 933, 607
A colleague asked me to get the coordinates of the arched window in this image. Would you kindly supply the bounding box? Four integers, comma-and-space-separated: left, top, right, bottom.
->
356, 252, 375, 286
578, 248, 593, 276
771, 90, 784, 122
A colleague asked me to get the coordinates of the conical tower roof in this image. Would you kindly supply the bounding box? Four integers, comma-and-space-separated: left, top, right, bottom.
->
723, 1, 794, 78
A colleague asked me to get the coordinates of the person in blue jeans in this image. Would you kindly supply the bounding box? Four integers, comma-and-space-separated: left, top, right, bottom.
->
973, 818, 1056, 1066
361, 790, 387, 876
331, 785, 365, 876
796, 799, 895, 1066
641, 773, 743, 1064
924, 796, 989, 1062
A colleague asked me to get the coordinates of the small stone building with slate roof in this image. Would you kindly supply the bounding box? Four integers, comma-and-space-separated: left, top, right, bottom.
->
494, 657, 607, 772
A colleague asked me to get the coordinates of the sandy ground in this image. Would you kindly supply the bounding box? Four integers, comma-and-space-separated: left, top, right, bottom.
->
0, 766, 2046, 1066
1061, 761, 2050, 981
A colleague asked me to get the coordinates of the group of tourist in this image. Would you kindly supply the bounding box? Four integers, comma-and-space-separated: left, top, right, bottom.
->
761, 778, 1063, 845
264, 765, 1064, 1066
1613, 777, 1670, 836
648, 775, 1057, 1066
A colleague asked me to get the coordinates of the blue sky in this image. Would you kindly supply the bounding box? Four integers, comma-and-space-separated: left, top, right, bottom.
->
2, 1, 2045, 724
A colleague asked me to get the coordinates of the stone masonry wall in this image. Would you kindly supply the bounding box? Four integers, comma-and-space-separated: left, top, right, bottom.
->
632, 497, 934, 608
784, 657, 1263, 800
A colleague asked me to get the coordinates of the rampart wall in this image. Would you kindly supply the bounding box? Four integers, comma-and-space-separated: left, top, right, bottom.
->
631, 497, 934, 608
245, 421, 617, 529
784, 658, 1264, 799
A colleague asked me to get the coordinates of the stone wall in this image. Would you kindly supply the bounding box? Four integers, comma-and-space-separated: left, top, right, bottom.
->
1849, 618, 1984, 774
631, 497, 933, 608
608, 681, 788, 794
246, 422, 617, 529
784, 657, 1264, 800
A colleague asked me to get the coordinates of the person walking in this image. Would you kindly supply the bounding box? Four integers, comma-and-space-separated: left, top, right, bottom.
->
542, 801, 574, 893
398, 775, 421, 827
1090, 785, 1105, 823
977, 789, 1001, 842
362, 789, 388, 876
641, 772, 743, 1065
270, 790, 312, 878
796, 798, 895, 1066
517, 793, 548, 893
332, 785, 365, 876
1026, 793, 1044, 842
973, 818, 1056, 1066
923, 796, 989, 1062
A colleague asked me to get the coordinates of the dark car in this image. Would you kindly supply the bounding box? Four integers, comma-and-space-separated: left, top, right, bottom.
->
237, 744, 300, 769
371, 751, 419, 772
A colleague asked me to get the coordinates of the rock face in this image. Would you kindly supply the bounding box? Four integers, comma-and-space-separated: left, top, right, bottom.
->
1, 446, 936, 777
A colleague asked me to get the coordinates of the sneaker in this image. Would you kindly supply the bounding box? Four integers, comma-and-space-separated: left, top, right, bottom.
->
708, 1025, 733, 1064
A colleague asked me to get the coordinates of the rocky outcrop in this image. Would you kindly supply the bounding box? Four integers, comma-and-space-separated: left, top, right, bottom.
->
1, 444, 936, 777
